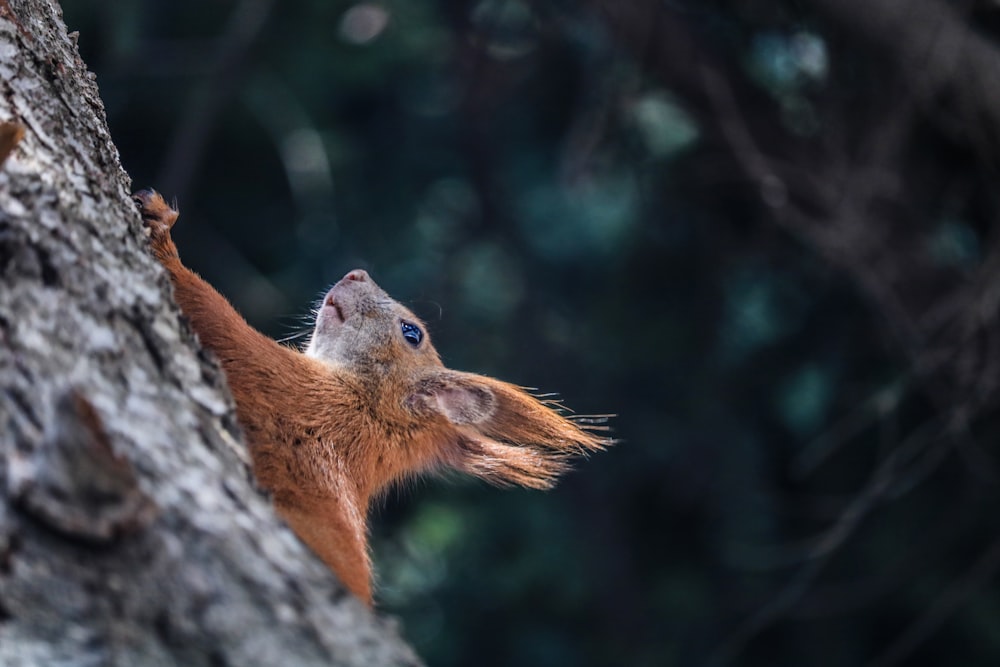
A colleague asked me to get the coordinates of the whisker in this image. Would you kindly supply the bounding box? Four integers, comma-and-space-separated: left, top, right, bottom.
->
570, 414, 615, 425
408, 298, 444, 321
277, 328, 312, 344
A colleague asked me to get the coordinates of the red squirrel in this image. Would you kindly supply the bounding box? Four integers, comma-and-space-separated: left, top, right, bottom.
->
133, 189, 610, 605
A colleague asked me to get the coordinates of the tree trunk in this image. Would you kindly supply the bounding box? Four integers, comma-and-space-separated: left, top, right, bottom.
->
0, 1, 420, 665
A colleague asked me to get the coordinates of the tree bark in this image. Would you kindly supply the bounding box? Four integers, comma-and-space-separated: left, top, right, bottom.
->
0, 1, 420, 665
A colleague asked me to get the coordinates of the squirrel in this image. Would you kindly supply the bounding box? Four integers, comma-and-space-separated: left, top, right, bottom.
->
133, 189, 611, 605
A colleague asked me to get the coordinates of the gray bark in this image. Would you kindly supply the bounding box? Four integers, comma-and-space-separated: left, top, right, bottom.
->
0, 1, 420, 665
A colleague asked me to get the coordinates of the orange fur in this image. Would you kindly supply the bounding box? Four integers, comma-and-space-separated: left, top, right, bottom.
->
134, 189, 611, 605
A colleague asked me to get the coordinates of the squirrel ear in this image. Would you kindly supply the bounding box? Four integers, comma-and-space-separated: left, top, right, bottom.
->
406, 371, 497, 425
408, 370, 611, 490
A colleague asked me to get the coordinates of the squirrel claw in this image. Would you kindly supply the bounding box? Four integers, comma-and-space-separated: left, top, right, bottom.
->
132, 188, 178, 230
133, 188, 179, 262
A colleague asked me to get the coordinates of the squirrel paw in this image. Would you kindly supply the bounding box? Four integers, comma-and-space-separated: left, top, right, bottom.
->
133, 188, 179, 261
133, 188, 178, 231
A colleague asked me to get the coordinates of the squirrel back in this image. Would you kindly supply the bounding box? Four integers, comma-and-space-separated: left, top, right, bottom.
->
134, 189, 611, 604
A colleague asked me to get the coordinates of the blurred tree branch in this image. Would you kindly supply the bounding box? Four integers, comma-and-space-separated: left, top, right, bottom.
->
806, 0, 1000, 162
586, 0, 1000, 662
158, 0, 274, 202
588, 0, 1000, 411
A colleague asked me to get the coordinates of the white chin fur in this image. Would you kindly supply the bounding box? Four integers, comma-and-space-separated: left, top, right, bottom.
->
304, 323, 341, 363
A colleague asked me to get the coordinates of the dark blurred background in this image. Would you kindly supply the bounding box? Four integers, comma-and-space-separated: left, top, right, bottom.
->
62, 0, 1000, 665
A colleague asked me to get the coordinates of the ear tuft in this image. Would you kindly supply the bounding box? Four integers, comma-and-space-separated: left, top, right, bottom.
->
456, 436, 569, 490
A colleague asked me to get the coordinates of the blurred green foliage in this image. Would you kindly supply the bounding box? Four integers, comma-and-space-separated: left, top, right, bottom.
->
62, 0, 1000, 665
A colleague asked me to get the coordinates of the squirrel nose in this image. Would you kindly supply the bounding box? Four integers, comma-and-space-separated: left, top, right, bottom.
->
344, 269, 369, 282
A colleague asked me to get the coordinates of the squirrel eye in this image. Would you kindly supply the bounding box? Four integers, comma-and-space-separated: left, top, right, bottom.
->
400, 320, 423, 348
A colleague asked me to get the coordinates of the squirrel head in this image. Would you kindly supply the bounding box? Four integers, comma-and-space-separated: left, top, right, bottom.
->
305, 269, 610, 491
305, 269, 442, 377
